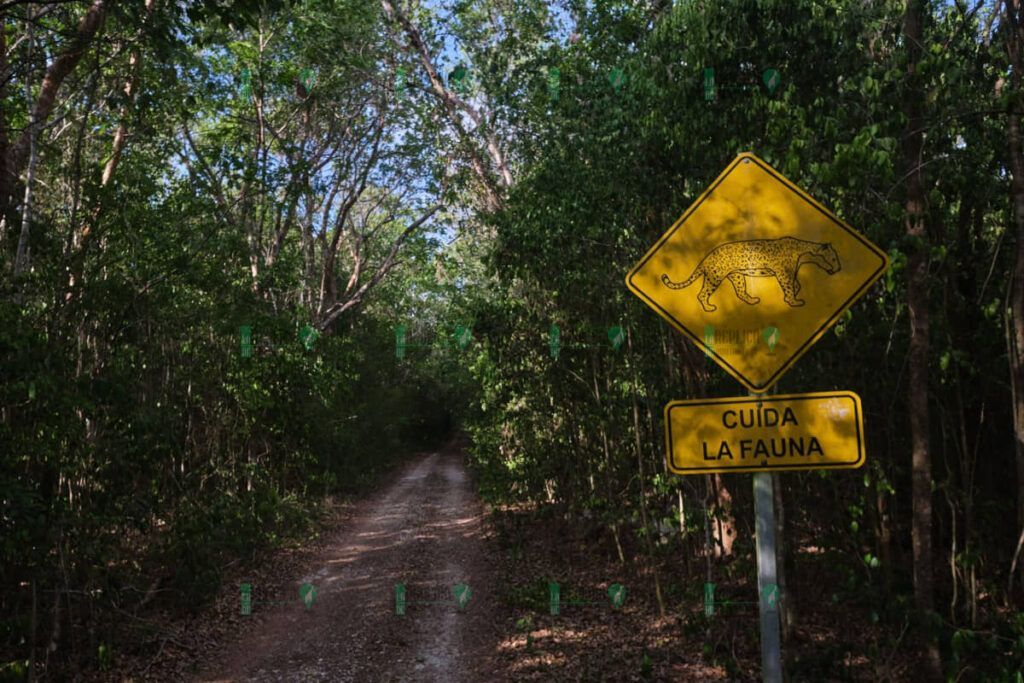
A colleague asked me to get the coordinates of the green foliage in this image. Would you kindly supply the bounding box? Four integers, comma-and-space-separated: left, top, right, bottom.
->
1, 0, 1023, 677
0, 660, 28, 683
455, 0, 1021, 674
0, 0, 455, 675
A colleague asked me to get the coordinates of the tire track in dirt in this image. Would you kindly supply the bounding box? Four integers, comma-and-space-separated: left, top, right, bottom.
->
198, 447, 505, 682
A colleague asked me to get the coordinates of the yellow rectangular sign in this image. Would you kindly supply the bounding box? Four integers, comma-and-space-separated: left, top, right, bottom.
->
664, 391, 865, 475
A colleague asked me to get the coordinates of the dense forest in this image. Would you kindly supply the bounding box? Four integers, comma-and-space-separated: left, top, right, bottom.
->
2, 0, 1024, 680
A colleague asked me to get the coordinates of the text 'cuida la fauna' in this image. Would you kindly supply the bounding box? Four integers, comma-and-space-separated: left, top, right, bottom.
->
702, 406, 824, 460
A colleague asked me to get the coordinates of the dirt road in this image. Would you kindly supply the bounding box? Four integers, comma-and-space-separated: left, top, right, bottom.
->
199, 448, 506, 682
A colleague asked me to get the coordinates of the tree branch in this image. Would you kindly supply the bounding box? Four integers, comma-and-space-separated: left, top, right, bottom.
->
380, 0, 511, 209
319, 202, 442, 331
3, 0, 109, 209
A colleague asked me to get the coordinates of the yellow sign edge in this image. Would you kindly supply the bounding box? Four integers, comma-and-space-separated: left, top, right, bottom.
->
662, 390, 866, 475
626, 152, 891, 393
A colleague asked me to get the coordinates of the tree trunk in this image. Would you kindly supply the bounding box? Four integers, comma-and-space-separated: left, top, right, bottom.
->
627, 328, 665, 616
1004, 0, 1024, 535
902, 0, 941, 677
13, 4, 38, 277
0, 21, 9, 246
100, 0, 156, 188
710, 473, 736, 557
1, 0, 109, 216
875, 474, 895, 598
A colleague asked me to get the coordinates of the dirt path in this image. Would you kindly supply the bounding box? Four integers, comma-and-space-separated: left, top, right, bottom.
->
198, 448, 506, 682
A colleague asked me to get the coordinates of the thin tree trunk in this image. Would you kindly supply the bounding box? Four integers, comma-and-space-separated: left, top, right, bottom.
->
703, 474, 715, 641
44, 537, 65, 673
0, 19, 8, 243
627, 328, 665, 616
13, 4, 37, 277
710, 473, 736, 557
28, 580, 36, 681
1003, 0, 1024, 533
902, 0, 941, 677
600, 427, 626, 565
876, 476, 895, 598
100, 0, 155, 187
13, 115, 36, 276
1009, 523, 1024, 601
67, 0, 156, 295
1, 0, 109, 214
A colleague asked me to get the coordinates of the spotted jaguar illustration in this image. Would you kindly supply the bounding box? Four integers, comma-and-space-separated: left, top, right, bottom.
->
661, 237, 841, 312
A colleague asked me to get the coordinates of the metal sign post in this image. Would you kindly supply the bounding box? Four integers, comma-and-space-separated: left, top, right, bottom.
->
753, 471, 782, 682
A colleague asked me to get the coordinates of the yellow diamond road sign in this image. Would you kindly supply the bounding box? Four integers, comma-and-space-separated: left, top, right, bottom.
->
626, 152, 889, 392
664, 391, 865, 475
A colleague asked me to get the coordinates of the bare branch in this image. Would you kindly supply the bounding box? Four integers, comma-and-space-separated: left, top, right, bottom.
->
380, 0, 511, 209
319, 202, 442, 330
3, 0, 109, 208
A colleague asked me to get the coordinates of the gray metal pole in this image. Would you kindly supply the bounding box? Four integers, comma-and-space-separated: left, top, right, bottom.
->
754, 471, 783, 682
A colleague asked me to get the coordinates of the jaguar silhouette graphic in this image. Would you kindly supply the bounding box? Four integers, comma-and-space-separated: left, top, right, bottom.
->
661, 237, 841, 313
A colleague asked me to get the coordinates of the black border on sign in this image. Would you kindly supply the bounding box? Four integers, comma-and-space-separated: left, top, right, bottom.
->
626, 153, 889, 393
663, 391, 865, 475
